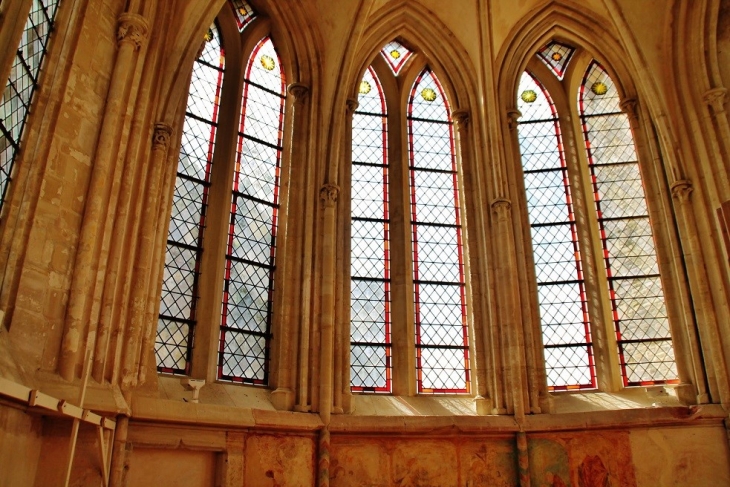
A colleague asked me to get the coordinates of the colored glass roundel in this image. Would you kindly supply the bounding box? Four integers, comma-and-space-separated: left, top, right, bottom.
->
536, 41, 576, 80
380, 40, 414, 75
260, 54, 276, 71
421, 88, 437, 102
521, 89, 537, 103
359, 80, 371, 95
590, 81, 608, 96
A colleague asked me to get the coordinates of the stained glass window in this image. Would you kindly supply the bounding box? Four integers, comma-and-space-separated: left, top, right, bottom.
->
0, 0, 61, 213
228, 0, 257, 32
408, 69, 469, 394
380, 40, 413, 75
579, 61, 678, 386
157, 24, 225, 374
536, 41, 576, 80
350, 67, 391, 393
517, 71, 595, 390
219, 37, 285, 385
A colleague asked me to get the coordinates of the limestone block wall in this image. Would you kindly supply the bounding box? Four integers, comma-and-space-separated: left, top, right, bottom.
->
0, 0, 730, 486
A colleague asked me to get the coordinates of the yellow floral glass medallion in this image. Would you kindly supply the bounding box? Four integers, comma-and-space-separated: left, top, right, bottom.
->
521, 89, 537, 103
390, 50, 401, 59
359, 80, 371, 95
204, 29, 214, 43
591, 81, 608, 96
421, 88, 437, 102
551, 52, 563, 61
260, 55, 276, 71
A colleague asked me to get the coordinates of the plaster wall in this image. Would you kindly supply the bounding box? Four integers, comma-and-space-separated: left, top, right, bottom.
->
0, 404, 42, 487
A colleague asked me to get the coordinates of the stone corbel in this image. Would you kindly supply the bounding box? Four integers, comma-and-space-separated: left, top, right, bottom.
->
320, 184, 340, 208
346, 98, 359, 116
671, 179, 693, 202
151, 123, 173, 152
507, 109, 521, 131
452, 108, 470, 129
704, 87, 727, 115
117, 13, 149, 51
288, 83, 309, 105
620, 98, 639, 121
491, 197, 512, 221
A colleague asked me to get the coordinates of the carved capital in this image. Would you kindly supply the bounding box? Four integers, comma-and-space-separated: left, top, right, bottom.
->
320, 184, 340, 208
288, 83, 309, 104
704, 87, 728, 114
452, 109, 470, 129
620, 98, 639, 120
491, 198, 512, 220
671, 179, 693, 201
346, 98, 359, 115
152, 123, 173, 151
507, 109, 522, 130
117, 13, 149, 50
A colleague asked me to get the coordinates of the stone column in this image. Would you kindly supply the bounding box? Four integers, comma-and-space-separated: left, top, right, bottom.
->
671, 179, 727, 404
134, 124, 174, 386
318, 183, 340, 425
272, 83, 309, 411
516, 432, 530, 487
336, 98, 358, 414
59, 13, 149, 381
491, 197, 525, 419
317, 426, 331, 487
704, 87, 730, 184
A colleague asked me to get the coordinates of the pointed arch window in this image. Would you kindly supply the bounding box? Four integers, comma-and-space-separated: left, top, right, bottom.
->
517, 71, 595, 390
157, 23, 225, 373
579, 61, 677, 386
516, 51, 679, 391
219, 36, 286, 384
408, 69, 469, 394
350, 66, 392, 392
0, 0, 61, 212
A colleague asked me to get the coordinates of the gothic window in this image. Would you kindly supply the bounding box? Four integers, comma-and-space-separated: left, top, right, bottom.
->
408, 69, 469, 394
579, 61, 677, 386
157, 2, 289, 386
516, 48, 678, 391
219, 36, 285, 384
349, 50, 470, 395
0, 0, 61, 212
156, 23, 225, 374
350, 67, 392, 392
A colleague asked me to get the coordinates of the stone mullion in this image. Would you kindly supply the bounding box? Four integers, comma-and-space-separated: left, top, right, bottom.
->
704, 87, 730, 197
59, 12, 149, 381
271, 83, 310, 410
623, 99, 707, 404
505, 108, 542, 414
0, 0, 33, 94
671, 179, 730, 406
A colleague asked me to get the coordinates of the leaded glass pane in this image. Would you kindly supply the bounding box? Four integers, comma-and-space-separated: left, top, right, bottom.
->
536, 41, 576, 80
579, 61, 677, 386
351, 66, 391, 393
156, 24, 224, 374
219, 36, 285, 385
517, 71, 595, 390
228, 0, 257, 31
0, 0, 60, 212
380, 40, 413, 75
409, 69, 469, 394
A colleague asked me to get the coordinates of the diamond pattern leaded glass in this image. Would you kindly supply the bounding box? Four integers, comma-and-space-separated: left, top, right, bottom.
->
380, 40, 413, 75
536, 41, 576, 80
228, 0, 257, 32
408, 69, 469, 394
517, 71, 595, 391
219, 37, 285, 385
351, 66, 392, 393
579, 61, 678, 386
156, 24, 225, 374
0, 0, 60, 213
